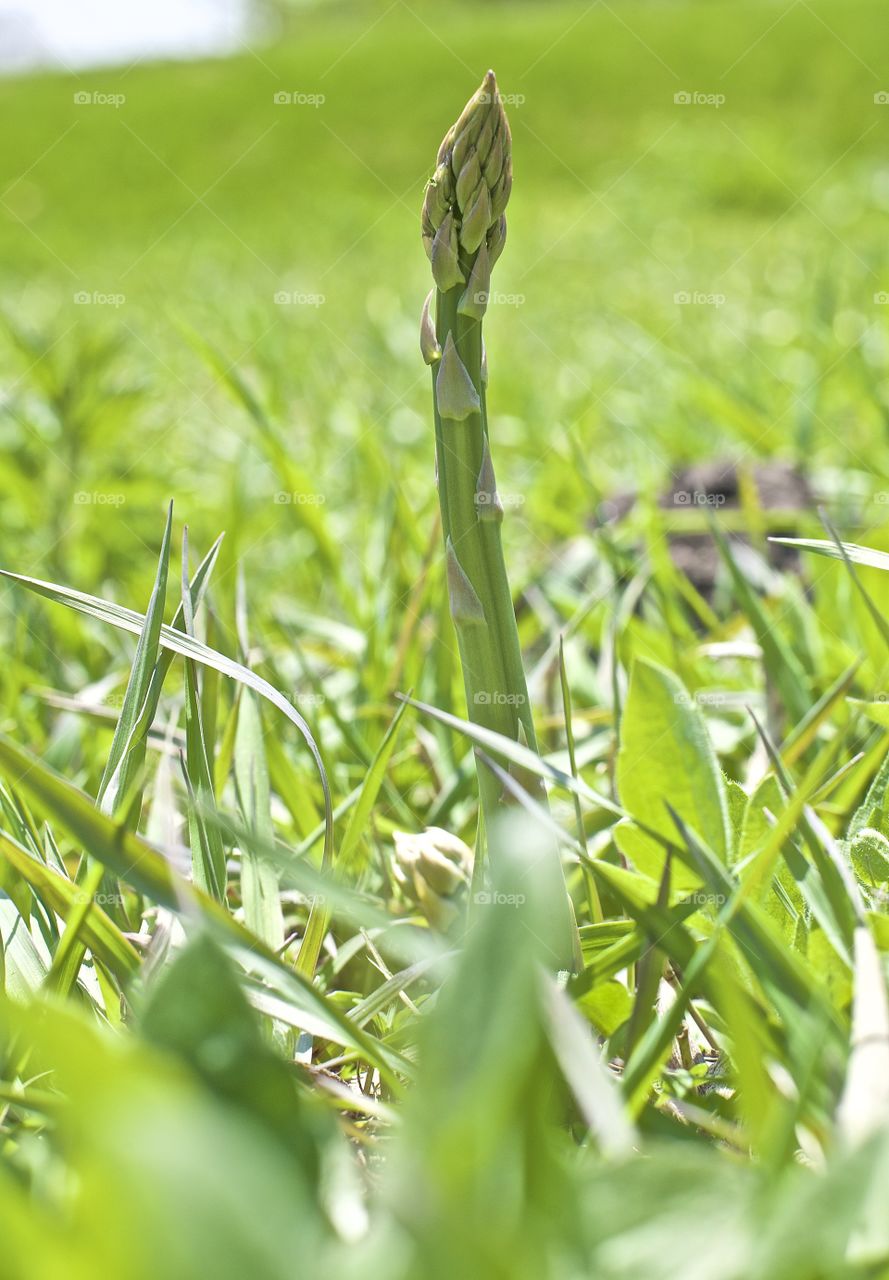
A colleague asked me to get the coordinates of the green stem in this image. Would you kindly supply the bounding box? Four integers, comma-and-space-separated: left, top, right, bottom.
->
432, 287, 522, 811
423, 72, 580, 968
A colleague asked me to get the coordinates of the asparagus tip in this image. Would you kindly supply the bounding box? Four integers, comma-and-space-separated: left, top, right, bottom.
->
423, 70, 513, 284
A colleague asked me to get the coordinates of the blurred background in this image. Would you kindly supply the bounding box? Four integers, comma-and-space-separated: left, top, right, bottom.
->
1, 0, 888, 630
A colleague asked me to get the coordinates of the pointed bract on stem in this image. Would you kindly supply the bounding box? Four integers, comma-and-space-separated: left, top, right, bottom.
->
445, 537, 486, 627
430, 210, 464, 292
475, 437, 503, 523
458, 242, 491, 321
436, 333, 480, 421
420, 290, 441, 365
420, 73, 578, 968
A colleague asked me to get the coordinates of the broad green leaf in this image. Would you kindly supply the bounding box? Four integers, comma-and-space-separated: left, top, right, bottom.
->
724, 776, 747, 857
615, 659, 730, 884
576, 978, 633, 1038
847, 745, 889, 844
850, 828, 889, 887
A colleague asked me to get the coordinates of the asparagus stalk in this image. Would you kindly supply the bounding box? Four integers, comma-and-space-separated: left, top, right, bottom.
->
421, 72, 579, 964
421, 71, 526, 820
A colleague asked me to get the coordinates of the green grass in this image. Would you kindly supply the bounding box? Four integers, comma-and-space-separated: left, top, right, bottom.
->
3, 0, 889, 1275
3, 0, 889, 585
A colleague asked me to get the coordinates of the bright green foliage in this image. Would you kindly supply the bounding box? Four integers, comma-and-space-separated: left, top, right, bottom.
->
616, 659, 732, 887
0, 2, 889, 1276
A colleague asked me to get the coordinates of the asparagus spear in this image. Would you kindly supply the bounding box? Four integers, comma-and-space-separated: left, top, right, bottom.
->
421, 72, 579, 965
421, 72, 525, 815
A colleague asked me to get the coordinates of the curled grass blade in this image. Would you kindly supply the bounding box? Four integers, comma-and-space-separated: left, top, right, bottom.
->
0, 831, 139, 983
180, 530, 227, 903
97, 503, 173, 819
0, 567, 333, 871
0, 733, 399, 1085
770, 536, 889, 574
397, 693, 625, 821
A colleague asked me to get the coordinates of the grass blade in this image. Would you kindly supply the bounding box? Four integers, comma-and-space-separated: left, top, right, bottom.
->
98, 503, 173, 819
0, 831, 139, 982
0, 567, 333, 870
297, 697, 410, 978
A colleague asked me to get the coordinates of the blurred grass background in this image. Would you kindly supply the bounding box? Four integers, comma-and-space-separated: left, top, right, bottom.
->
2, 0, 889, 704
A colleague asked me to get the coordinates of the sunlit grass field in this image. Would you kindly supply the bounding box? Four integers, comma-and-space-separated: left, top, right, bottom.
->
3, 1, 889, 1276
3, 0, 889, 584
